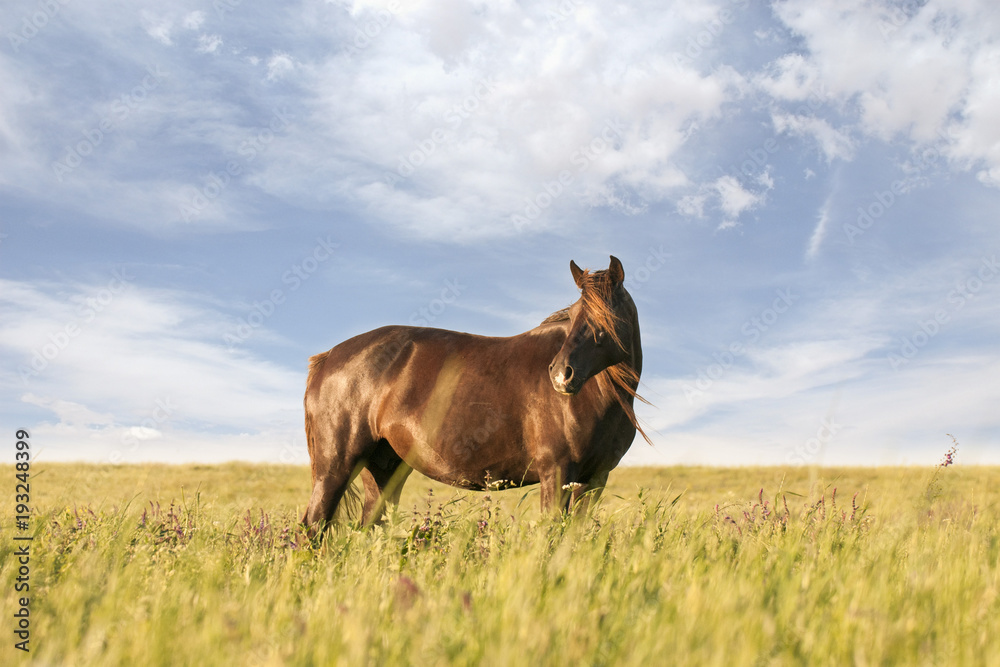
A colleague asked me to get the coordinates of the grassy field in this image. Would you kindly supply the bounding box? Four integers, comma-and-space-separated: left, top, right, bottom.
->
3, 460, 1000, 666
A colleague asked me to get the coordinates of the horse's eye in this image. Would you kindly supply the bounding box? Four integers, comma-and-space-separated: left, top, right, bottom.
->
595, 331, 606, 345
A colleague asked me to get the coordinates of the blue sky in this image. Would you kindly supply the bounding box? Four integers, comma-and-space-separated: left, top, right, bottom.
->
2, 0, 999, 467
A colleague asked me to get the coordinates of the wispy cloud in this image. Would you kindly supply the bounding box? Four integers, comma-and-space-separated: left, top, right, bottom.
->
0, 278, 304, 463
806, 192, 834, 259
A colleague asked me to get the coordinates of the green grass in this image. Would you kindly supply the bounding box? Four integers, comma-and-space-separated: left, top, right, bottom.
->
3, 461, 1000, 665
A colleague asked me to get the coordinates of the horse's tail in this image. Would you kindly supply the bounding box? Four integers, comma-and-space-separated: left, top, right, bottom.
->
304, 351, 329, 464
307, 350, 330, 383
339, 476, 364, 523
304, 349, 363, 524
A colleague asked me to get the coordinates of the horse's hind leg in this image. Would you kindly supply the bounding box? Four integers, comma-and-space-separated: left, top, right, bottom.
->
360, 441, 412, 526
303, 458, 363, 530
570, 471, 609, 514
540, 462, 605, 515
302, 415, 371, 531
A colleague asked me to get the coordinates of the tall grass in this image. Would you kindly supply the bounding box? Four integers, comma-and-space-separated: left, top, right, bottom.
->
3, 461, 999, 665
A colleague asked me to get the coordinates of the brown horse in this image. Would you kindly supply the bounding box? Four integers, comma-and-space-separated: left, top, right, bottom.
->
302, 255, 648, 529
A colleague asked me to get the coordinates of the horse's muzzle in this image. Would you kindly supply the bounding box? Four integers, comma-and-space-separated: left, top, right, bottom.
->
549, 364, 581, 395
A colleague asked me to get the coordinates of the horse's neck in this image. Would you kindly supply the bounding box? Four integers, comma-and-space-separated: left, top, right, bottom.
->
621, 294, 642, 381
629, 324, 642, 378
620, 289, 642, 378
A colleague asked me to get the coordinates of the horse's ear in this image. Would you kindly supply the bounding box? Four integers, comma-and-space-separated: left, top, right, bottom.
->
608, 255, 625, 286
570, 260, 586, 288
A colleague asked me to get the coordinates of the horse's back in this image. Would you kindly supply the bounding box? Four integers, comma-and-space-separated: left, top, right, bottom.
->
309, 323, 565, 386
305, 324, 529, 422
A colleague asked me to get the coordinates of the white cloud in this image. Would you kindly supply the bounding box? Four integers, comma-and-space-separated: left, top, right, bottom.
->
22, 394, 114, 427
242, 2, 743, 240
714, 174, 764, 218
715, 219, 740, 232
766, 0, 1000, 183
0, 57, 38, 182
13, 0, 995, 244
954, 45, 1000, 186
127, 426, 163, 441
755, 53, 825, 102
0, 279, 305, 463
266, 52, 296, 81
677, 193, 706, 218
806, 193, 833, 259
183, 11, 206, 30
197, 34, 223, 54
772, 113, 854, 162
678, 172, 770, 229
141, 12, 174, 45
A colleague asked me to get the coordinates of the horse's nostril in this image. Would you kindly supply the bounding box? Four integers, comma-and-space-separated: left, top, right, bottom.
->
563, 366, 574, 382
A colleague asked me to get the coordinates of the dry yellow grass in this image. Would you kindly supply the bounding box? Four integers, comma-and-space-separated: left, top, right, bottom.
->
3, 461, 999, 665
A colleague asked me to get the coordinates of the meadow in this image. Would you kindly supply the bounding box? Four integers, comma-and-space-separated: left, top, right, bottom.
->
3, 457, 999, 666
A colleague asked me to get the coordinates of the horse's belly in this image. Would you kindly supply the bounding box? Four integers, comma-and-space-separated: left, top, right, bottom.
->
380, 401, 534, 488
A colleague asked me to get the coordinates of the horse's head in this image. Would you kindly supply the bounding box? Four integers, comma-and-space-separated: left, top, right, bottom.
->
548, 255, 638, 396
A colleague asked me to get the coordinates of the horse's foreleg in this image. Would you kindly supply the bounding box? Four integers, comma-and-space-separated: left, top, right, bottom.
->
539, 463, 574, 515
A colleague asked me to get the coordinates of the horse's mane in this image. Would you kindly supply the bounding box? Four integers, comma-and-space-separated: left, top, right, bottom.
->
542, 268, 653, 446
541, 307, 570, 324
